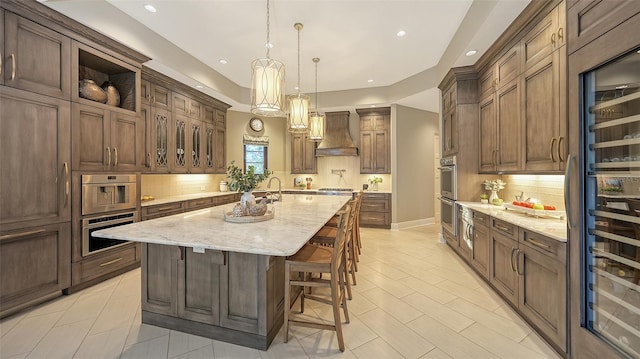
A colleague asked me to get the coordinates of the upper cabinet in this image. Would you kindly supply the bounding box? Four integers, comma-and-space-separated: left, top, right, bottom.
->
291, 133, 317, 174
476, 0, 567, 174
141, 67, 230, 174
2, 12, 71, 99
358, 107, 391, 174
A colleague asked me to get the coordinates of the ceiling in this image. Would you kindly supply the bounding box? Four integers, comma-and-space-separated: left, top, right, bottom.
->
44, 0, 531, 113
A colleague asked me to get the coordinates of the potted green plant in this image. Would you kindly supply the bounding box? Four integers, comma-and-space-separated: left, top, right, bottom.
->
480, 193, 489, 204
369, 176, 383, 191
226, 161, 272, 207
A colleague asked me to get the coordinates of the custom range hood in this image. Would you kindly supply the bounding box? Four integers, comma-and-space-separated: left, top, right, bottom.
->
315, 111, 358, 156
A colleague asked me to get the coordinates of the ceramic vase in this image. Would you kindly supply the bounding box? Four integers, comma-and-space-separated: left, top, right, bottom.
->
241, 191, 255, 208
489, 190, 499, 203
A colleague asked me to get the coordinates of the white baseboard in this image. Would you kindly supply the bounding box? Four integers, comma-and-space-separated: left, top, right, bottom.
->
391, 217, 436, 231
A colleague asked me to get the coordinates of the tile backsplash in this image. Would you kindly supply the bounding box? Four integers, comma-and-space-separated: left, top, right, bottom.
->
500, 174, 565, 210
141, 174, 228, 199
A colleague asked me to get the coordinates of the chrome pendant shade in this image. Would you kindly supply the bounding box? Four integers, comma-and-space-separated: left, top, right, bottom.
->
308, 57, 325, 141
251, 0, 286, 117
287, 23, 310, 133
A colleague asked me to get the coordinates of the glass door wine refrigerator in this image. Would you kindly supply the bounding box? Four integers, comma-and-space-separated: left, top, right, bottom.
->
578, 47, 640, 358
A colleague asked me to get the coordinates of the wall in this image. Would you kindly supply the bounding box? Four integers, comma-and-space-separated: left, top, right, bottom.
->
392, 105, 440, 227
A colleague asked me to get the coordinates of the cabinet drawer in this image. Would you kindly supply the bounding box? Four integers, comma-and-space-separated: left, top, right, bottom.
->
143, 202, 185, 217
491, 218, 517, 239
72, 244, 138, 285
519, 229, 566, 261
186, 197, 214, 210
218, 194, 239, 205
361, 199, 389, 212
360, 211, 389, 227
443, 228, 458, 247
472, 211, 489, 226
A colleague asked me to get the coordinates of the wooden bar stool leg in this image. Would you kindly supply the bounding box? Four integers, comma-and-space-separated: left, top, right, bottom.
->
332, 270, 346, 352
284, 263, 291, 344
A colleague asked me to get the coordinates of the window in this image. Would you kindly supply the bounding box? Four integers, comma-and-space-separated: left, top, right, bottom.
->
244, 145, 268, 174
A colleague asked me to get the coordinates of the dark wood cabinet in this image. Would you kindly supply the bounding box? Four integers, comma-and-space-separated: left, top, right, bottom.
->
143, 105, 171, 173
489, 219, 519, 306
470, 212, 491, 279
291, 133, 317, 174
141, 79, 171, 109
357, 107, 390, 174
72, 103, 144, 172
3, 11, 71, 100
517, 230, 567, 352
441, 108, 458, 157
478, 92, 497, 172
173, 92, 202, 119
0, 222, 71, 318
360, 192, 391, 228
0, 86, 71, 231
142, 244, 180, 317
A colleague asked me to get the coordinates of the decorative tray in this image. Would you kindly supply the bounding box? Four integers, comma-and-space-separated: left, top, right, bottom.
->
503, 203, 566, 219
223, 209, 274, 223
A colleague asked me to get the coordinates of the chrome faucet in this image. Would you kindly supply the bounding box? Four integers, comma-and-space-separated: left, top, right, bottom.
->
267, 177, 282, 202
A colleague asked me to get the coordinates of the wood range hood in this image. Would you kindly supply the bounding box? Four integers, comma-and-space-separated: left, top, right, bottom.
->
315, 111, 359, 156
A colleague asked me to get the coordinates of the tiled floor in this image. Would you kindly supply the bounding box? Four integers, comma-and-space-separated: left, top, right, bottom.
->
0, 225, 562, 359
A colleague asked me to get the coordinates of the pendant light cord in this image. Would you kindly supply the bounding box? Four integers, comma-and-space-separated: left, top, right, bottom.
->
296, 25, 301, 95
314, 59, 319, 112
265, 0, 270, 58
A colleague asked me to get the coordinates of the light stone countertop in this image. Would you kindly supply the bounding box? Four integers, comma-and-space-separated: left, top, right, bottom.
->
457, 201, 568, 242
96, 194, 350, 256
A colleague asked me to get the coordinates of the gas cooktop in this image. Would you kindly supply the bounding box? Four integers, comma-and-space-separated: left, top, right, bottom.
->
317, 187, 354, 192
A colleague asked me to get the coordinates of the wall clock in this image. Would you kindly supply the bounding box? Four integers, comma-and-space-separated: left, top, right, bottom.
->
249, 117, 264, 132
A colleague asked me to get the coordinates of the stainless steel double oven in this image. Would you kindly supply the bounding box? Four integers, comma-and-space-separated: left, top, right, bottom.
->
81, 174, 138, 257
439, 156, 457, 236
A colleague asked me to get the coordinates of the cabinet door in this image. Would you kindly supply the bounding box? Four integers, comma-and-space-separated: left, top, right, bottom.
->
147, 107, 171, 173
471, 222, 491, 279
442, 109, 458, 156
220, 252, 263, 334
291, 133, 316, 174
0, 87, 71, 230
110, 111, 143, 172
522, 5, 560, 70
517, 242, 567, 351
150, 83, 171, 110
172, 92, 190, 117
188, 99, 202, 119
360, 131, 375, 173
373, 130, 390, 173
489, 231, 518, 305
496, 78, 522, 172
213, 126, 226, 174
495, 45, 520, 89
479, 94, 497, 172
0, 222, 71, 318
190, 119, 204, 173
72, 103, 109, 171
172, 114, 189, 173
204, 123, 216, 173
3, 12, 71, 99
177, 248, 224, 325
141, 243, 179, 317
523, 51, 561, 172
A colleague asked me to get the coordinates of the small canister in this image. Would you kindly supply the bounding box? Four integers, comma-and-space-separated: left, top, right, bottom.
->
219, 181, 228, 192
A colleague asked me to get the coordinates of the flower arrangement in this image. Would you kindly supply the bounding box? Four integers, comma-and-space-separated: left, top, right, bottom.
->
226, 161, 272, 193
483, 179, 506, 191
369, 176, 383, 185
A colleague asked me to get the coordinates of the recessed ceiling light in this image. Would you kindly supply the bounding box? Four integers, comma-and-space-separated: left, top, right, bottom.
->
396, 30, 407, 37
370, 105, 376, 107
637, 49, 640, 54
367, 79, 374, 83
194, 84, 204, 89
144, 4, 157, 13
616, 85, 629, 89
294, 86, 299, 90
466, 49, 478, 56
219, 59, 228, 65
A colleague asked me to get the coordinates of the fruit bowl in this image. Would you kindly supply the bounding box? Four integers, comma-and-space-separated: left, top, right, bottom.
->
504, 203, 565, 219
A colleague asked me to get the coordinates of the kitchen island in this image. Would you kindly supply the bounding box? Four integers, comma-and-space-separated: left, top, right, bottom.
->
94, 194, 350, 350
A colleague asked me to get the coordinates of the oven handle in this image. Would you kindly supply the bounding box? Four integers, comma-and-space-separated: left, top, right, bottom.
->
83, 212, 137, 229
437, 167, 454, 172
438, 196, 455, 205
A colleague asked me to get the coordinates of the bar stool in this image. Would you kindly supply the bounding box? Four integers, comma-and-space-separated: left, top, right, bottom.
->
284, 206, 352, 352
311, 194, 361, 299
323, 192, 363, 256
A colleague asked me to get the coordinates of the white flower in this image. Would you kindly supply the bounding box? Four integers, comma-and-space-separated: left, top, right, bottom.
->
483, 179, 506, 191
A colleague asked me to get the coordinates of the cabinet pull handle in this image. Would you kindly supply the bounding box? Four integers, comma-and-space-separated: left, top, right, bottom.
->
564, 154, 573, 229
557, 27, 564, 42
557, 136, 564, 162
551, 33, 556, 46
0, 52, 2, 76
106, 147, 111, 166
179, 246, 185, 261
156, 206, 175, 212
64, 162, 69, 208
515, 249, 523, 276
550, 137, 557, 162
99, 258, 122, 267
510, 247, 517, 272
527, 238, 552, 251
495, 223, 511, 233
147, 153, 151, 168
113, 147, 118, 167
152, 96, 156, 104
1, 229, 45, 241
10, 54, 16, 80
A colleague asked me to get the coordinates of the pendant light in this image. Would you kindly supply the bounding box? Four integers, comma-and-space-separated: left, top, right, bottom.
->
250, 0, 285, 117
287, 23, 310, 133
308, 57, 325, 141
